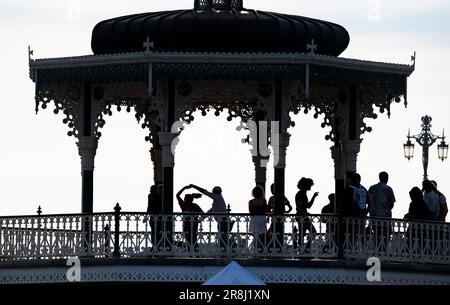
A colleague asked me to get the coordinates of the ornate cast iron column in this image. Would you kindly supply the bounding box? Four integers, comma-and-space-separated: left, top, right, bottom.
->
151, 146, 163, 185
78, 136, 98, 213
251, 119, 270, 192
273, 78, 290, 248
158, 132, 178, 213
79, 82, 99, 214
252, 155, 269, 192
342, 140, 361, 173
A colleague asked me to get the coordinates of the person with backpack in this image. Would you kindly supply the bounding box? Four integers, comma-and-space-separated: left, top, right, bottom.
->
345, 172, 369, 218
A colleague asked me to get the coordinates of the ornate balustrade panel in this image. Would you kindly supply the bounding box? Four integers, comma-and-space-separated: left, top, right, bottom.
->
0, 214, 113, 260
116, 213, 337, 259
343, 217, 450, 264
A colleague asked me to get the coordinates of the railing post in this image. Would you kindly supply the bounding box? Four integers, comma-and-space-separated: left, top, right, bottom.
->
104, 224, 110, 257
113, 203, 121, 258
337, 214, 344, 259
36, 206, 42, 259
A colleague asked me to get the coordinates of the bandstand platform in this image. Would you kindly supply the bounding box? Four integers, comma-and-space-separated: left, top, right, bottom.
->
3, 0, 449, 286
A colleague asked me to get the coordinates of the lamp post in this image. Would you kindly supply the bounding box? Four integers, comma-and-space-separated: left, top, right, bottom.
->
403, 115, 448, 180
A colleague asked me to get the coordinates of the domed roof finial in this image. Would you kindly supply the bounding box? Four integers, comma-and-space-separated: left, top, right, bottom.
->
194, 0, 243, 11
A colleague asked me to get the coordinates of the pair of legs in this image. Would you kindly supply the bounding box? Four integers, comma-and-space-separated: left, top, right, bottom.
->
183, 220, 199, 252
295, 216, 317, 253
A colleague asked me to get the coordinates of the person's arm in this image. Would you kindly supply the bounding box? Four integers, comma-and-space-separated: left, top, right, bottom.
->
176, 186, 188, 210
388, 188, 396, 209
307, 192, 318, 209
189, 184, 213, 199
284, 197, 293, 214
295, 192, 302, 213
440, 194, 448, 221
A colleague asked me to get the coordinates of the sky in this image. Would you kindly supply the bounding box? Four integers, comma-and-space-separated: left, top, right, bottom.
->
0, 0, 449, 219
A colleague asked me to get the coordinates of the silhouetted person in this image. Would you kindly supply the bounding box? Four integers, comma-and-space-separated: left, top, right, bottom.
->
342, 171, 357, 217
321, 193, 335, 214
431, 180, 448, 222
295, 178, 318, 215
404, 187, 430, 246
177, 186, 204, 251
147, 184, 163, 251
353, 173, 370, 217
189, 184, 227, 213
295, 177, 318, 253
321, 194, 336, 249
367, 172, 395, 250
404, 187, 429, 221
267, 183, 292, 246
249, 186, 267, 253
423, 180, 440, 221
341, 172, 368, 249
368, 171, 396, 218
267, 183, 293, 214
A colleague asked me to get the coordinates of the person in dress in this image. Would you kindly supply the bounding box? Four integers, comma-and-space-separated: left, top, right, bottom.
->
248, 186, 267, 252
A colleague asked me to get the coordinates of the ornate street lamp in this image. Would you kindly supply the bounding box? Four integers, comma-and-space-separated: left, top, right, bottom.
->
404, 115, 448, 180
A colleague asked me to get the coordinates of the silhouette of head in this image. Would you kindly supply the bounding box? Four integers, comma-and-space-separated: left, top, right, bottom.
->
252, 186, 264, 199
409, 187, 423, 201
297, 177, 314, 191
270, 183, 275, 195
422, 180, 433, 193
184, 193, 202, 205
430, 180, 438, 191
379, 171, 389, 184
354, 173, 361, 185
150, 185, 157, 194
328, 193, 335, 203
157, 184, 163, 196
212, 186, 222, 195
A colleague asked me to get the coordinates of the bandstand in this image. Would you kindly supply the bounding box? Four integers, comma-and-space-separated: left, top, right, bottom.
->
2, 0, 450, 285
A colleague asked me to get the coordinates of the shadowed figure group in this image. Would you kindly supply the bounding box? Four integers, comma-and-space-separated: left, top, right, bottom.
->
175, 184, 232, 252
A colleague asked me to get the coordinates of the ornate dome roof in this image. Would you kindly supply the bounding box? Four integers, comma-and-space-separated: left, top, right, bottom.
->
91, 0, 350, 56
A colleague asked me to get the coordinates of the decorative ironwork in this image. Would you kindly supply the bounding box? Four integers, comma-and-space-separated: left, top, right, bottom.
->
2, 210, 450, 265
287, 81, 345, 142
2, 263, 450, 285
175, 79, 273, 125
343, 217, 450, 265
0, 213, 113, 260
194, 0, 243, 11
35, 84, 82, 138
97, 81, 164, 142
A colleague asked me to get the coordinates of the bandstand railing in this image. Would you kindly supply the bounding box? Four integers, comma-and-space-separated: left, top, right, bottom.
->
342, 217, 450, 264
0, 208, 449, 265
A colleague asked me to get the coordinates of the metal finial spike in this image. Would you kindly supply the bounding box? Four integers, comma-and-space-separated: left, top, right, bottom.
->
28, 45, 34, 61
143, 37, 154, 52
307, 39, 317, 55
